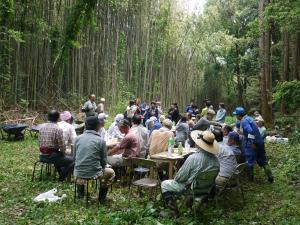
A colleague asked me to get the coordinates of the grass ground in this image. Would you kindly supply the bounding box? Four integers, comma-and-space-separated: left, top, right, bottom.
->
0, 134, 299, 225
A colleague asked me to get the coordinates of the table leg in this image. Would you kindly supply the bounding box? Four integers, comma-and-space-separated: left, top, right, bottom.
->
168, 161, 174, 179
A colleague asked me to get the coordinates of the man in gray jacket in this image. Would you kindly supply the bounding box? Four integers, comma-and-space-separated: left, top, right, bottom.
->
161, 130, 220, 217
74, 116, 115, 203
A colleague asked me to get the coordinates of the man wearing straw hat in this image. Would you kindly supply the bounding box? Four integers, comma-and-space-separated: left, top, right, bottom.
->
161, 130, 220, 217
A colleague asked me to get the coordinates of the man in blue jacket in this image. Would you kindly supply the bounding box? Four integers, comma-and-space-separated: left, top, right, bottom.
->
233, 107, 273, 183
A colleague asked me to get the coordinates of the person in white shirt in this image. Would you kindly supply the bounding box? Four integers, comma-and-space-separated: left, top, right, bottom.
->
256, 118, 267, 139
212, 127, 237, 187
126, 100, 138, 120
96, 98, 105, 114
98, 113, 108, 141
131, 114, 149, 158
107, 114, 125, 140
58, 111, 77, 148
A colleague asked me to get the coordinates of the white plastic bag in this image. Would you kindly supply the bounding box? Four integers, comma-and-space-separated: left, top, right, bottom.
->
34, 188, 66, 202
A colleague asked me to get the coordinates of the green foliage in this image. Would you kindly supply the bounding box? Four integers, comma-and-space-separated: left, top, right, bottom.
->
273, 80, 300, 110
7, 29, 24, 42
289, 128, 300, 146
275, 116, 295, 128
0, 0, 16, 109
265, 0, 300, 33
0, 0, 14, 24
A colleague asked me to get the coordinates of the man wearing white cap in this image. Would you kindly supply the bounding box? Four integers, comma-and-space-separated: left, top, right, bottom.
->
107, 114, 125, 140
161, 130, 220, 217
58, 111, 77, 148
96, 98, 105, 114
98, 113, 108, 141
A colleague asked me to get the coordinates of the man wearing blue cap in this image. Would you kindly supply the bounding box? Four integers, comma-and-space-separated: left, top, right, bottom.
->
233, 107, 273, 183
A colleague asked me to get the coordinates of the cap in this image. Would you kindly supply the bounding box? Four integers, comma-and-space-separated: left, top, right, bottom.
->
98, 113, 108, 120
233, 107, 245, 116
162, 119, 173, 129
228, 131, 240, 143
85, 116, 101, 127
60, 111, 72, 121
207, 109, 216, 115
118, 119, 130, 127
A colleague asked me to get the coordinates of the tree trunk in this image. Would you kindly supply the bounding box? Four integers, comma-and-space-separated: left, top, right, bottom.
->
258, 0, 273, 126
281, 32, 290, 114
292, 32, 300, 80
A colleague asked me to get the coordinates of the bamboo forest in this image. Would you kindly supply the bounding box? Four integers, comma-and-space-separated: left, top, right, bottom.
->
0, 0, 299, 224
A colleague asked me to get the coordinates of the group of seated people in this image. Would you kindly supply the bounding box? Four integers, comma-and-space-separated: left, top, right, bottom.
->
38, 99, 272, 215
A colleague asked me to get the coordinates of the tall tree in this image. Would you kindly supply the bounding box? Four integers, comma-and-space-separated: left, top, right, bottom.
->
259, 0, 273, 124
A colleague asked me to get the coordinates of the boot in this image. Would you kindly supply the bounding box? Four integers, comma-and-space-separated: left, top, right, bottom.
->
247, 167, 254, 181
77, 184, 85, 198
263, 165, 274, 183
99, 187, 109, 204
185, 196, 193, 209
162, 192, 179, 217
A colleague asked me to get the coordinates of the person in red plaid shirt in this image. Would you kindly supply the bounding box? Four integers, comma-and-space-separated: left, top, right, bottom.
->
39, 110, 74, 181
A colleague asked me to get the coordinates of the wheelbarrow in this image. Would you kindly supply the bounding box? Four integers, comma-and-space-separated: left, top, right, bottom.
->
0, 124, 28, 141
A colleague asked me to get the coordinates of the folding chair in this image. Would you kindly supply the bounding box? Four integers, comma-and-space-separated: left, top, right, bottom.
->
111, 157, 133, 188
215, 162, 247, 204
128, 158, 160, 202
188, 169, 219, 218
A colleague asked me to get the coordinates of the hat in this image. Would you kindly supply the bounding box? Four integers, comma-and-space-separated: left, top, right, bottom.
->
207, 109, 216, 115
228, 131, 240, 143
118, 119, 130, 127
159, 115, 166, 123
114, 114, 124, 123
150, 116, 158, 122
60, 111, 72, 121
100, 98, 105, 102
85, 116, 101, 127
98, 113, 108, 120
162, 119, 173, 129
193, 119, 210, 131
233, 107, 245, 116
254, 111, 260, 116
255, 116, 264, 123
145, 119, 153, 128
191, 130, 219, 154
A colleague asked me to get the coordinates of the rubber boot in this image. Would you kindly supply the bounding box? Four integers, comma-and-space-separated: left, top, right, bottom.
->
263, 165, 274, 183
247, 167, 254, 181
162, 192, 179, 217
185, 196, 193, 209
99, 187, 108, 204
77, 184, 85, 198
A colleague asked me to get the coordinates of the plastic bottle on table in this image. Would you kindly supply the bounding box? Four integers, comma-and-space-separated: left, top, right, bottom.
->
185, 139, 190, 153
178, 142, 183, 156
168, 137, 173, 157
